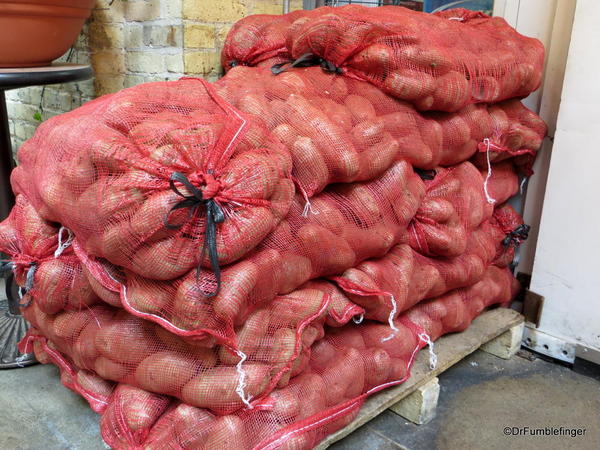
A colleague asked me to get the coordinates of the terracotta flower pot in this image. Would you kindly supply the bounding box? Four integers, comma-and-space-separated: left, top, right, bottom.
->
0, 0, 95, 68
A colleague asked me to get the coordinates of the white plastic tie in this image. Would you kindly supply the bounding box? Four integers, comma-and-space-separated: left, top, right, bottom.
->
301, 198, 318, 218
234, 349, 253, 409
382, 295, 400, 342
15, 353, 29, 368
520, 177, 528, 195
482, 138, 497, 205
418, 332, 438, 370
54, 227, 74, 258
352, 314, 364, 325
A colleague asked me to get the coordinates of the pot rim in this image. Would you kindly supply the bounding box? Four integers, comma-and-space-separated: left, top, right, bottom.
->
0, 3, 93, 19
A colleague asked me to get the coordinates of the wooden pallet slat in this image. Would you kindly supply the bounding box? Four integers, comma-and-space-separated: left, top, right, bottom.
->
315, 308, 524, 449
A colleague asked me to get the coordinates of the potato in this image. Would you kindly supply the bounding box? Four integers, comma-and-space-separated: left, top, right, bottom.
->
215, 206, 277, 266
116, 385, 170, 432
344, 94, 376, 125
278, 252, 314, 294
82, 266, 121, 308
350, 44, 392, 73
93, 356, 128, 381
99, 223, 137, 268
173, 404, 215, 448
405, 309, 443, 341
431, 71, 470, 112
389, 357, 409, 381
383, 70, 435, 101
52, 310, 89, 341
34, 260, 69, 314
419, 198, 455, 223
181, 363, 269, 413
218, 309, 271, 365
212, 259, 259, 322
272, 124, 299, 148
317, 98, 353, 132
269, 328, 297, 366
362, 323, 418, 359
310, 340, 337, 372
130, 237, 197, 280
291, 136, 330, 196
172, 274, 220, 331
76, 370, 115, 399
269, 389, 301, 421
134, 351, 200, 396
73, 323, 102, 369
298, 224, 356, 275
127, 279, 171, 315
269, 179, 295, 220
94, 316, 154, 364
351, 117, 386, 147
204, 416, 247, 450
129, 191, 179, 242
321, 347, 365, 404
356, 133, 399, 181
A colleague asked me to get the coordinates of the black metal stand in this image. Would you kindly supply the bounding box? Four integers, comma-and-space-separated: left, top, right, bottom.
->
0, 63, 93, 369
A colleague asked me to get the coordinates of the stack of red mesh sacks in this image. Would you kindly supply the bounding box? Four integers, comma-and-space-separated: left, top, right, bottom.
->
0, 5, 546, 449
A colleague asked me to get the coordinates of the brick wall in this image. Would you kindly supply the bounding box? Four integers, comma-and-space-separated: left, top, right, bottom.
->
7, 0, 302, 153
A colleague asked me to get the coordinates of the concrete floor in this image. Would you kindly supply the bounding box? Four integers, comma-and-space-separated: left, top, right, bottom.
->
0, 347, 598, 449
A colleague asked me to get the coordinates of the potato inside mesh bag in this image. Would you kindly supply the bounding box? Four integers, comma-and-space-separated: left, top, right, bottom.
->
408, 161, 518, 258
21, 282, 357, 416
287, 6, 544, 111
80, 160, 423, 341
0, 195, 100, 314
11, 78, 294, 282
215, 66, 545, 199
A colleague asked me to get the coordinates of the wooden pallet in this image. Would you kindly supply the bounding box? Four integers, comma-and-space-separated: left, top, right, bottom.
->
316, 308, 525, 449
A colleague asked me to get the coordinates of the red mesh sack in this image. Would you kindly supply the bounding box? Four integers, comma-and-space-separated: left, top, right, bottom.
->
329, 204, 526, 324
0, 195, 99, 314
221, 10, 309, 71
408, 161, 518, 258
12, 78, 294, 282
284, 5, 544, 111
471, 101, 547, 175
20, 279, 363, 416
488, 203, 530, 267
84, 266, 518, 450
77, 160, 424, 342
216, 66, 545, 197
20, 330, 116, 413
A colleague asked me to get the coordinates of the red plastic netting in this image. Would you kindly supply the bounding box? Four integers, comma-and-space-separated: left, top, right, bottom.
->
216, 66, 545, 197
74, 160, 423, 344
20, 266, 518, 449
1, 6, 546, 449
407, 161, 517, 258
221, 10, 310, 71
330, 204, 525, 323
11, 78, 294, 281
282, 6, 544, 111
0, 195, 98, 314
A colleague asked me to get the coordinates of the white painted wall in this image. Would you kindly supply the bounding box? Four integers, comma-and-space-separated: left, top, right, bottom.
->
529, 0, 600, 354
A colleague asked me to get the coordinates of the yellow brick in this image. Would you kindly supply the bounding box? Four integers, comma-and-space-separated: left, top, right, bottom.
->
95, 75, 125, 96
183, 0, 247, 23
91, 51, 125, 74
290, 0, 303, 11
216, 25, 233, 44
184, 24, 217, 48
89, 22, 124, 49
252, 0, 285, 15
184, 51, 221, 75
